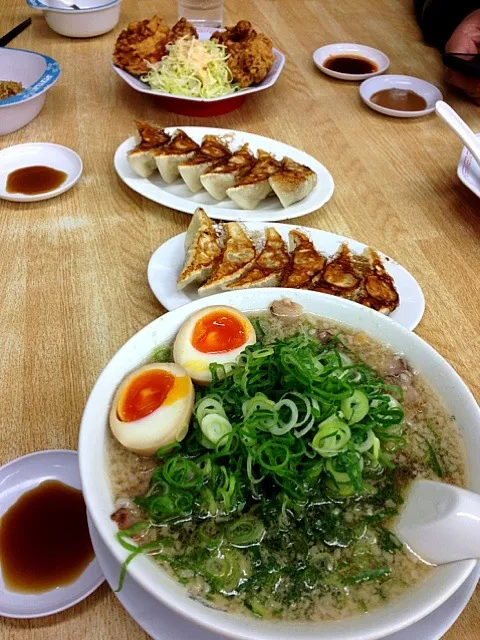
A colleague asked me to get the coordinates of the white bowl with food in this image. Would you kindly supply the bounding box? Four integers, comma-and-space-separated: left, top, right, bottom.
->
79, 289, 480, 640
0, 48, 60, 136
112, 20, 285, 116
313, 43, 389, 81
26, 0, 121, 38
360, 75, 443, 118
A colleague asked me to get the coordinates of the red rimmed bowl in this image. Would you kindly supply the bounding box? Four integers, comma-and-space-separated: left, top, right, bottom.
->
112, 26, 285, 117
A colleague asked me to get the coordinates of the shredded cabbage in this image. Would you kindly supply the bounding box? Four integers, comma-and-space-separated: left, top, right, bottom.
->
142, 36, 239, 99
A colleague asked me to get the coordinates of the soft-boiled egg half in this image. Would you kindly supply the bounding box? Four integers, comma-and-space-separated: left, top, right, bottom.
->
173, 306, 256, 385
109, 362, 194, 456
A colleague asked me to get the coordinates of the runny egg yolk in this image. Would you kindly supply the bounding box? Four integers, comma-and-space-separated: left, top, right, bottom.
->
191, 310, 247, 354
117, 369, 176, 422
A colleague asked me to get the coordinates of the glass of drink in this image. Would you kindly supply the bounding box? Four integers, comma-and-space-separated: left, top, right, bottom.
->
177, 0, 224, 29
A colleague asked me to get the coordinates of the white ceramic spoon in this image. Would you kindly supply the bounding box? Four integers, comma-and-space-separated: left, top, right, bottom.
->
435, 100, 480, 166
395, 480, 480, 565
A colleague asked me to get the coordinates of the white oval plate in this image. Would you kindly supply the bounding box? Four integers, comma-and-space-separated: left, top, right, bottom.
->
457, 132, 480, 199
360, 75, 443, 118
0, 143, 83, 202
114, 127, 334, 222
113, 27, 285, 103
147, 223, 425, 330
313, 43, 389, 81
88, 513, 480, 640
0, 450, 104, 618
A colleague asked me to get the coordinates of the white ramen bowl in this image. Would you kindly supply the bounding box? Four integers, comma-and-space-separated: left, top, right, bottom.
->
79, 289, 480, 640
26, 0, 121, 38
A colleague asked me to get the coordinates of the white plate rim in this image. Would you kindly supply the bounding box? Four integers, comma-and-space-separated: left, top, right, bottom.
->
0, 143, 83, 203
0, 449, 104, 618
359, 75, 443, 118
313, 43, 390, 81
147, 223, 425, 330
112, 26, 285, 103
114, 127, 334, 223
457, 133, 480, 199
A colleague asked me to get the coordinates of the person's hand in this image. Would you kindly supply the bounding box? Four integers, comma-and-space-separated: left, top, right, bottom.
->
445, 8, 480, 104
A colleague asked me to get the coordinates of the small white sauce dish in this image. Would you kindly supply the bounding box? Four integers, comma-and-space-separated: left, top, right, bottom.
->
360, 74, 443, 118
26, 0, 121, 38
0, 48, 60, 136
0, 450, 104, 618
313, 43, 390, 81
0, 143, 83, 202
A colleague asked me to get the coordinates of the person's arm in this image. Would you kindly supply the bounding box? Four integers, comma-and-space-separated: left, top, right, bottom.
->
414, 0, 479, 49
444, 9, 480, 103
415, 1, 480, 104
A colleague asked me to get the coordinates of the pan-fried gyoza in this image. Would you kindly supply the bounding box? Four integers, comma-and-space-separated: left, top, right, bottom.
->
177, 210, 400, 314
126, 123, 318, 209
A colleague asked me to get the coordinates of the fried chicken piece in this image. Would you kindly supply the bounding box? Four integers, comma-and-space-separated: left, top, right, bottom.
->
211, 20, 275, 88
113, 15, 171, 76
113, 15, 197, 77
171, 17, 197, 39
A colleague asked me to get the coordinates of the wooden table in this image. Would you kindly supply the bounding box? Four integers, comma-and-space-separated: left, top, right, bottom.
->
1, 0, 479, 637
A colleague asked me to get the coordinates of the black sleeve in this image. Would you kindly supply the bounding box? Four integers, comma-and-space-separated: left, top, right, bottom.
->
414, 0, 480, 49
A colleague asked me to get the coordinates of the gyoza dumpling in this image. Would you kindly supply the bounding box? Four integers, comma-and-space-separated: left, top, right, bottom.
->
268, 157, 317, 208
127, 121, 171, 178
226, 150, 281, 210
177, 208, 222, 290
200, 144, 255, 200
178, 136, 231, 193
154, 130, 199, 183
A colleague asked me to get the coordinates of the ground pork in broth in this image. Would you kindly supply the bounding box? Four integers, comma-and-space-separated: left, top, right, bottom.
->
107, 309, 466, 622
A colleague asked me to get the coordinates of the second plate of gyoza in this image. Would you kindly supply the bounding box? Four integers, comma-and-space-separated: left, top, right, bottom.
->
148, 223, 425, 330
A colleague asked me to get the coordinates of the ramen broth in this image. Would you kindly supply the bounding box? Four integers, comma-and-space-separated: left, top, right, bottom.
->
107, 312, 466, 621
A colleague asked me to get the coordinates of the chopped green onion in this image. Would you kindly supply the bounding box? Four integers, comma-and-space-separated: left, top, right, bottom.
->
151, 345, 171, 362
198, 519, 224, 550
271, 399, 298, 435
204, 548, 250, 593
311, 416, 351, 457
424, 438, 443, 478
225, 517, 265, 547
201, 413, 232, 446
343, 567, 391, 585
341, 389, 369, 423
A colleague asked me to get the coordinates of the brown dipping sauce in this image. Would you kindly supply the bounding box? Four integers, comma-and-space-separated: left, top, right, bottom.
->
6, 165, 67, 195
324, 55, 378, 75
370, 88, 427, 111
0, 480, 94, 593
